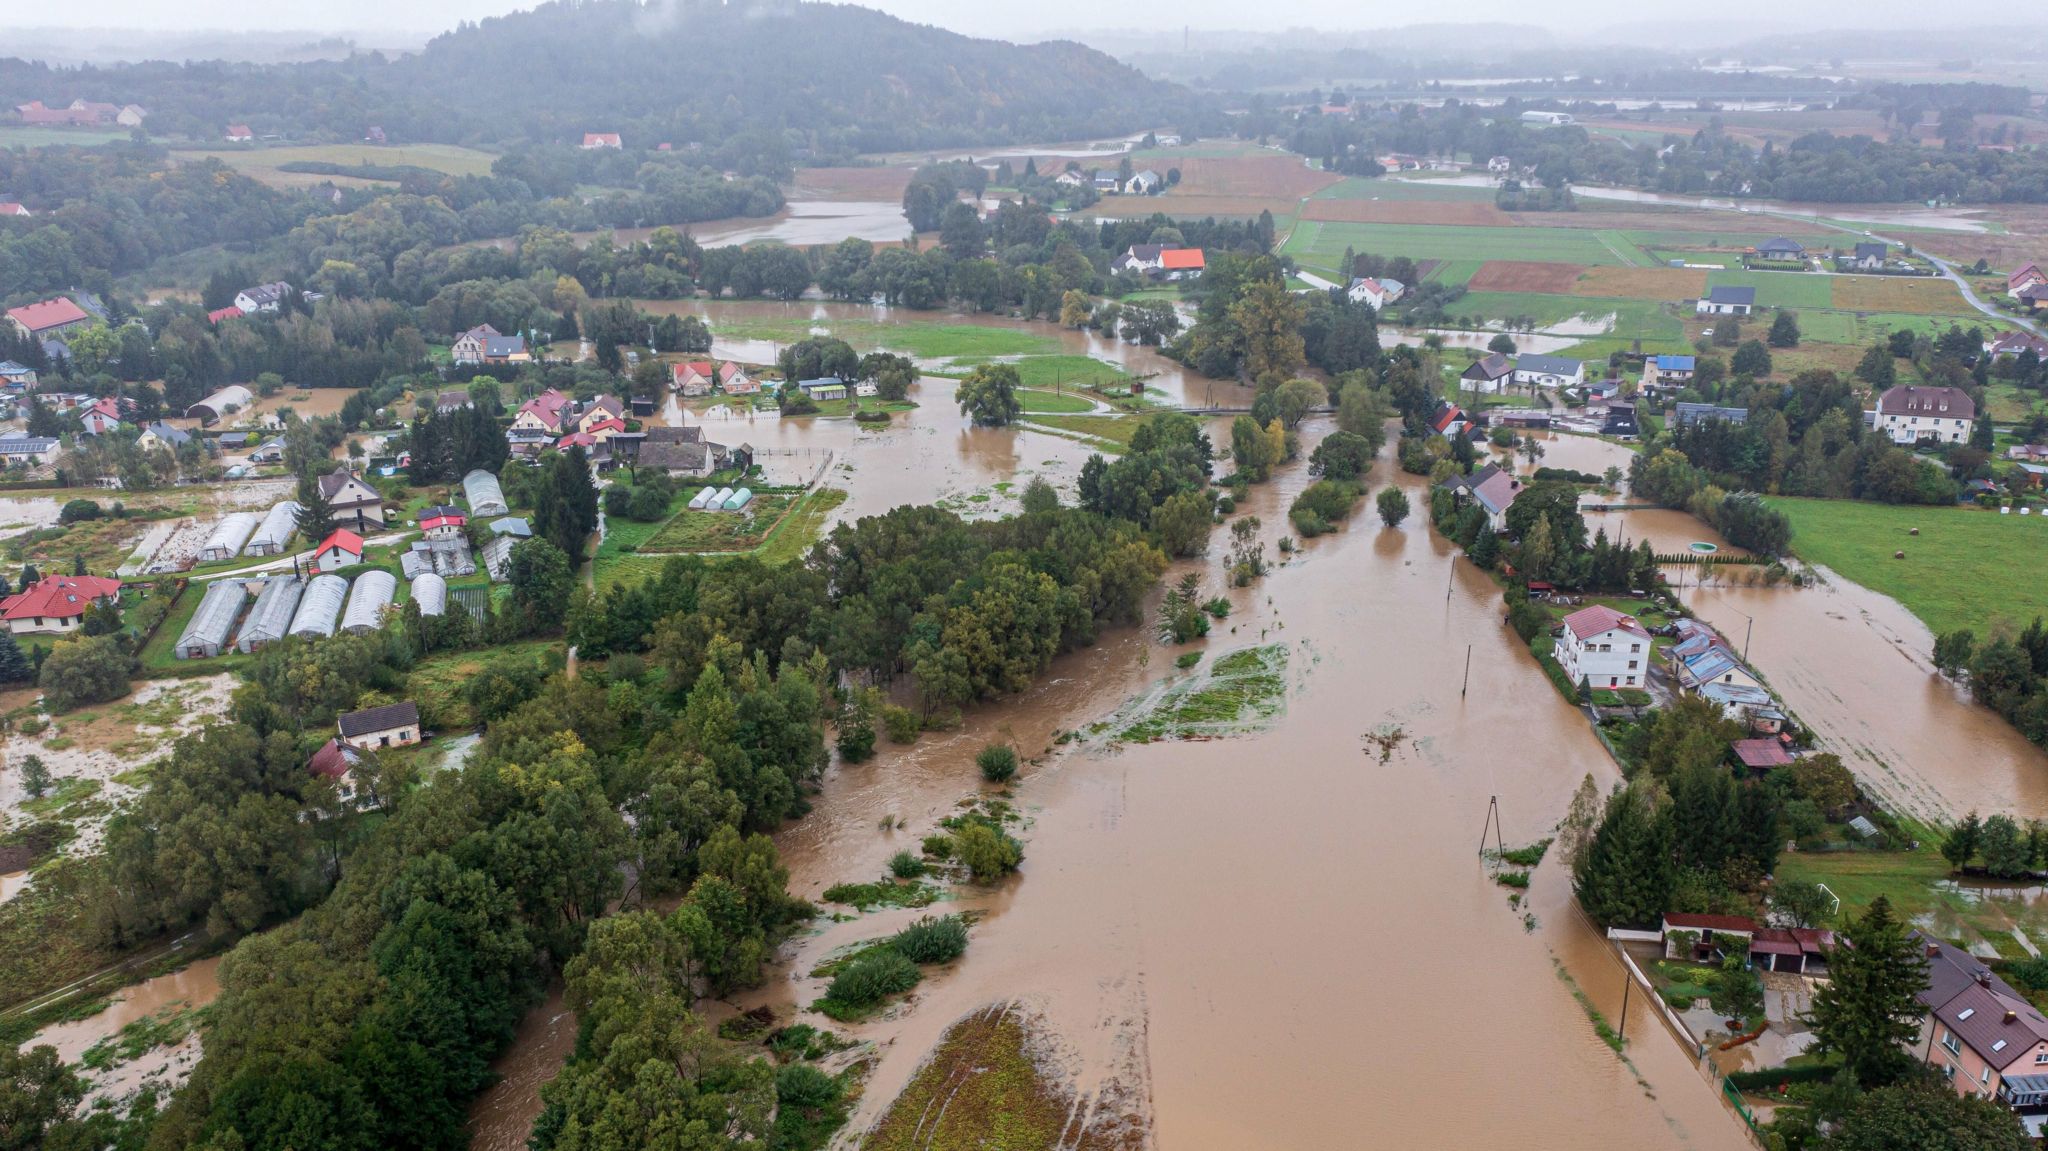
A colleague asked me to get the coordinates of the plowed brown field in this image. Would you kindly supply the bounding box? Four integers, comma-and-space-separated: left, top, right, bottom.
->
1466, 260, 1587, 293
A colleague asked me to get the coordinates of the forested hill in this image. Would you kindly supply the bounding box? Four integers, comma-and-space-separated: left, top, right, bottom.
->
0, 1, 1199, 161
392, 1, 1193, 153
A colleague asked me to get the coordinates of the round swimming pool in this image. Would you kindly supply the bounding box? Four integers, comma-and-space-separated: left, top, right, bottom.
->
1689, 542, 1719, 554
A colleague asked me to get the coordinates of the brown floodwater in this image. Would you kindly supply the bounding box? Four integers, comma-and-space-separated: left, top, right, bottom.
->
28, 955, 223, 1101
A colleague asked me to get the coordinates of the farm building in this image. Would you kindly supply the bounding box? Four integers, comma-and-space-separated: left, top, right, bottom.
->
199, 513, 260, 562
235, 577, 305, 653
341, 570, 397, 634
187, 384, 253, 425
464, 469, 509, 516
723, 487, 753, 510
175, 580, 248, 659
245, 501, 302, 556
289, 574, 349, 638
411, 573, 447, 617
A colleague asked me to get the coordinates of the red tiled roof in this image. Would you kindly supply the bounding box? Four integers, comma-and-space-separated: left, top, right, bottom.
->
419, 511, 466, 532
5, 298, 89, 334
557, 432, 596, 448
1160, 248, 1206, 270
314, 529, 364, 558
1663, 912, 1758, 934
308, 738, 362, 779
0, 575, 120, 621
673, 360, 714, 380
1560, 604, 1650, 643
2010, 263, 2043, 289
0, 203, 27, 217
1733, 738, 1793, 769
206, 306, 244, 324
583, 132, 621, 146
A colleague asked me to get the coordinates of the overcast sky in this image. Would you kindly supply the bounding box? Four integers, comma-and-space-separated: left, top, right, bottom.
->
14, 0, 2013, 40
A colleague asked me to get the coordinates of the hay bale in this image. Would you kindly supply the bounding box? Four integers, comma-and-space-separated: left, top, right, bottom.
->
1894, 550, 1906, 559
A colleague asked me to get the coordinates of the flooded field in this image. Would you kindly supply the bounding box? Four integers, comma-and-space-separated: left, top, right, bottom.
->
31, 955, 222, 1102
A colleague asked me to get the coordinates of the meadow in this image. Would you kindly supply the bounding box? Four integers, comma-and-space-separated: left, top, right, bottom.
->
167, 143, 503, 186
1771, 497, 2048, 638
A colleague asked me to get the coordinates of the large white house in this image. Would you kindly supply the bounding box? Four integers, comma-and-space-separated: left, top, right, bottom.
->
1696, 286, 1756, 315
1874, 385, 1975, 445
1511, 354, 1584, 390
1553, 604, 1652, 691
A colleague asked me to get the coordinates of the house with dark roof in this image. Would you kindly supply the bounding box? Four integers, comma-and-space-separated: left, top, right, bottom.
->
1753, 237, 1806, 261
233, 282, 292, 314
316, 466, 385, 529
1511, 354, 1584, 390
1847, 241, 1889, 270
337, 700, 421, 751
1438, 463, 1523, 532
635, 425, 732, 477
451, 324, 528, 366
1602, 401, 1639, 438
1988, 331, 2048, 360
1674, 402, 1748, 429
1916, 935, 2048, 1122
1696, 285, 1756, 315
1874, 385, 1975, 446
1460, 352, 1513, 394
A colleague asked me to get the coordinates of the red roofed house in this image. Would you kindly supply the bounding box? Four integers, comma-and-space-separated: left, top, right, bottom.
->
0, 203, 29, 218
718, 362, 758, 394
207, 305, 244, 325
1661, 912, 1758, 962
1158, 247, 1206, 281
1732, 736, 1794, 771
0, 574, 121, 635
672, 360, 716, 396
2009, 264, 2045, 297
307, 738, 369, 811
581, 132, 622, 149
225, 124, 254, 142
1553, 604, 1652, 691
576, 395, 625, 433
418, 504, 466, 540
76, 397, 123, 436
512, 389, 574, 435
313, 528, 365, 573
556, 431, 598, 451
5, 297, 92, 341
1915, 935, 2048, 1114
580, 418, 628, 442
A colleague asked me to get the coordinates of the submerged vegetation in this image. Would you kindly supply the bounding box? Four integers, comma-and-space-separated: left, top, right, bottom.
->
1108, 643, 1292, 743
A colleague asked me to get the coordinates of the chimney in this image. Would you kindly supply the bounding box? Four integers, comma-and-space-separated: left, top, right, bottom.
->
2007, 1010, 2020, 1025
1928, 944, 1941, 958
1980, 972, 1995, 988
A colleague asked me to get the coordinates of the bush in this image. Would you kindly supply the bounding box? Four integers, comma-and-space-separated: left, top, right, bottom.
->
890, 915, 969, 964
975, 743, 1018, 783
58, 499, 102, 524
888, 851, 925, 879
881, 704, 920, 744
824, 949, 920, 1008
920, 833, 954, 859
1288, 480, 1360, 538
1201, 597, 1230, 619
38, 635, 131, 713
956, 822, 1024, 880
1174, 651, 1201, 669
1724, 1063, 1842, 1091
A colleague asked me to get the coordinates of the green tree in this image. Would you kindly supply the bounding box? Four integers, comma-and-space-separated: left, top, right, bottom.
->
1020, 476, 1059, 515
1942, 811, 1984, 871
19, 754, 49, 799
1732, 340, 1773, 377
1857, 342, 1898, 388
295, 472, 339, 543
1933, 629, 1976, 676
1310, 429, 1375, 481
956, 363, 1021, 426
506, 537, 574, 636
1769, 310, 1801, 348
1272, 378, 1327, 429
1376, 486, 1410, 528
1572, 785, 1674, 928
1980, 813, 2032, 878
1804, 895, 1927, 1088
1821, 1078, 2030, 1151
0, 633, 33, 685
0, 1045, 87, 1151
1487, 333, 1517, 356
1150, 489, 1212, 558
38, 635, 130, 713
955, 822, 1023, 881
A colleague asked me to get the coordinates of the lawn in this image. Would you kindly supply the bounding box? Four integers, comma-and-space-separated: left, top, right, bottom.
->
1014, 388, 1097, 414
134, 580, 251, 677
1283, 221, 1644, 274
1704, 269, 1835, 310
1774, 835, 2048, 961
1017, 413, 1149, 449
707, 315, 1057, 360
170, 143, 501, 181
0, 126, 130, 148
1771, 497, 2048, 638
591, 488, 847, 592
1831, 276, 1980, 316
1310, 176, 1500, 202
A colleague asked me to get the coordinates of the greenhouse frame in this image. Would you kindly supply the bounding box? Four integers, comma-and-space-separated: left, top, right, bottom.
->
463, 469, 509, 517
199, 512, 260, 562
244, 501, 303, 556
235, 577, 305, 653
289, 574, 349, 638
175, 580, 249, 659
341, 570, 397, 634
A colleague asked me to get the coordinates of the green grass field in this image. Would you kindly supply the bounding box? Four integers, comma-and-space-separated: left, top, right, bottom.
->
1018, 413, 1151, 449
1772, 497, 2048, 638
1283, 221, 1642, 272
170, 143, 501, 179
709, 316, 1057, 360
1015, 388, 1098, 414
1704, 269, 1836, 310
0, 126, 130, 148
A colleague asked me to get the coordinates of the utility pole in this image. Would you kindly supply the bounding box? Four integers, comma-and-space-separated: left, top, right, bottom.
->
1477, 795, 1504, 856
1461, 644, 1472, 698
1618, 974, 1632, 1042
1743, 614, 1753, 662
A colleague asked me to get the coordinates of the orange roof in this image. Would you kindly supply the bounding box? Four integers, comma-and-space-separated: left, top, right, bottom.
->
673, 360, 714, 379
0, 575, 120, 621
1160, 248, 1206, 270
5, 298, 89, 333
314, 529, 364, 558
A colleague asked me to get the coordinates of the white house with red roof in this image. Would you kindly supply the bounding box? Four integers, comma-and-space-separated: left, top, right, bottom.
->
0, 203, 29, 218
512, 389, 574, 435
76, 397, 124, 436
672, 360, 716, 396
417, 505, 467, 541
1553, 604, 1652, 691
718, 362, 758, 394
2009, 264, 2045, 298
581, 132, 622, 149
0, 574, 120, 635
5, 298, 92, 341
225, 124, 254, 142
312, 529, 365, 573
576, 395, 625, 433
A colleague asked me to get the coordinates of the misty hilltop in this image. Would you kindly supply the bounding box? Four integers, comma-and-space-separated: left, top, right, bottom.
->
0, 0, 1201, 158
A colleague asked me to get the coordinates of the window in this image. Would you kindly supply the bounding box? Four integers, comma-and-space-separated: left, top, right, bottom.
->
1960, 1009, 1977, 1022
1628, 661, 1638, 670
1994, 1040, 2009, 1053
1944, 1032, 1962, 1055
379, 736, 390, 748
2036, 1050, 2048, 1065
1983, 1066, 1992, 1086
1626, 676, 1637, 686
1631, 644, 1641, 653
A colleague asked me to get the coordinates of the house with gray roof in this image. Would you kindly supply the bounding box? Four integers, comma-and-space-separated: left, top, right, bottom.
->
1673, 402, 1749, 429
1510, 354, 1584, 390
1696, 285, 1756, 315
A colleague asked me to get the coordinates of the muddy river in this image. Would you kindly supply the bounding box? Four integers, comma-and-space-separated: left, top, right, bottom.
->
469, 421, 1752, 1149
